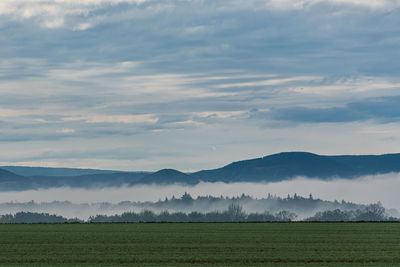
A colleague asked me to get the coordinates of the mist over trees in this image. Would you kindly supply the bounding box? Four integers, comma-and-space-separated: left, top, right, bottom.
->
0, 212, 81, 224
0, 203, 393, 223
0, 193, 396, 223
0, 193, 368, 220
306, 203, 394, 222
89, 204, 297, 223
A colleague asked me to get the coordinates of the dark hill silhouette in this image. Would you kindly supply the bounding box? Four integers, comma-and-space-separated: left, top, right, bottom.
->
1, 152, 400, 190
0, 169, 148, 191
140, 169, 195, 184
191, 152, 400, 182
332, 154, 400, 175
0, 169, 25, 181
30, 172, 148, 188
0, 169, 32, 190
0, 166, 118, 177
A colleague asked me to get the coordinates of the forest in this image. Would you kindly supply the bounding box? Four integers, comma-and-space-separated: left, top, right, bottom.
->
0, 194, 394, 223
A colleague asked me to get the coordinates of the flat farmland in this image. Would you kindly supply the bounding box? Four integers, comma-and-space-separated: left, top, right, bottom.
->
0, 223, 399, 267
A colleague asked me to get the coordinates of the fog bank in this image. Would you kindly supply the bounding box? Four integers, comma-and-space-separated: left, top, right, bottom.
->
1, 173, 399, 209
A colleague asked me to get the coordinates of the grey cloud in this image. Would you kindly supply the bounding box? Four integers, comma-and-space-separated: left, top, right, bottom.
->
270, 107, 365, 123
2, 1, 400, 76
349, 97, 400, 120
7, 148, 147, 162
268, 96, 400, 123
2, 1, 400, 169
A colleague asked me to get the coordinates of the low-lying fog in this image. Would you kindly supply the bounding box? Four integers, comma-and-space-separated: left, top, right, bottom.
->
1, 173, 400, 219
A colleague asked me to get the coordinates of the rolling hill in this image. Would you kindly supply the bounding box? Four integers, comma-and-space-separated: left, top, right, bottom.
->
191, 152, 356, 182
191, 152, 400, 182
140, 169, 196, 184
1, 152, 400, 190
1, 166, 119, 177
0, 169, 32, 190
0, 170, 148, 191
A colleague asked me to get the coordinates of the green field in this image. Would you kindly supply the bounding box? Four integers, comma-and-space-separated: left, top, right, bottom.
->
0, 223, 400, 267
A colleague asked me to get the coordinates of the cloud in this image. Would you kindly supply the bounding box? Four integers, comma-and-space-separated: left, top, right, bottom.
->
348, 97, 400, 119
1, 0, 400, 169
214, 76, 321, 89
268, 96, 400, 123
270, 107, 364, 123
0, 0, 147, 29
2, 0, 400, 76
65, 114, 159, 124
290, 76, 400, 96
73, 22, 93, 31
194, 111, 248, 120
265, 0, 398, 10
56, 128, 75, 134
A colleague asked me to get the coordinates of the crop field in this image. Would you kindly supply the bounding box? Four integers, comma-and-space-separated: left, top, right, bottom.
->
0, 223, 400, 267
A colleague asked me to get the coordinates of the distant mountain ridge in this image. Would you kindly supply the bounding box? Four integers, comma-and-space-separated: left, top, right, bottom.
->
142, 169, 196, 184
1, 166, 121, 177
191, 152, 400, 182
1, 152, 400, 190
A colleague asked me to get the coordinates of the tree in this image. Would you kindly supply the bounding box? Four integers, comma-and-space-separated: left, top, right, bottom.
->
306, 209, 351, 221
275, 210, 297, 221
226, 203, 246, 221
355, 203, 386, 221
181, 192, 193, 203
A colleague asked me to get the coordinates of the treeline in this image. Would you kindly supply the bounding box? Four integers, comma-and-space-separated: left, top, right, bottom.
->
89, 203, 394, 222
306, 204, 398, 221
0, 203, 396, 223
89, 203, 297, 223
0, 212, 82, 224
0, 193, 365, 219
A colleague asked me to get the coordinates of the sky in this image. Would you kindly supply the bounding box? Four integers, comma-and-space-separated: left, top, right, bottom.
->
1, 0, 400, 171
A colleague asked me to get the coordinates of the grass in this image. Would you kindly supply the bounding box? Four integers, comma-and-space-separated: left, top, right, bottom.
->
0, 223, 400, 266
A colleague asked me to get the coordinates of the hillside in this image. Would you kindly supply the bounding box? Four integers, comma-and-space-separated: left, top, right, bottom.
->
0, 166, 119, 177
0, 169, 25, 181
1, 152, 400, 190
191, 152, 400, 182
30, 172, 149, 188
0, 169, 31, 190
0, 169, 148, 191
139, 169, 195, 184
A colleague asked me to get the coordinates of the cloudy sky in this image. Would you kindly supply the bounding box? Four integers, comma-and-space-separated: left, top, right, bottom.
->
1, 0, 400, 171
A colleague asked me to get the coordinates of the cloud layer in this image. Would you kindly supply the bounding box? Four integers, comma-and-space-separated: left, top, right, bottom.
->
1, 174, 400, 216
1, 1, 400, 170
